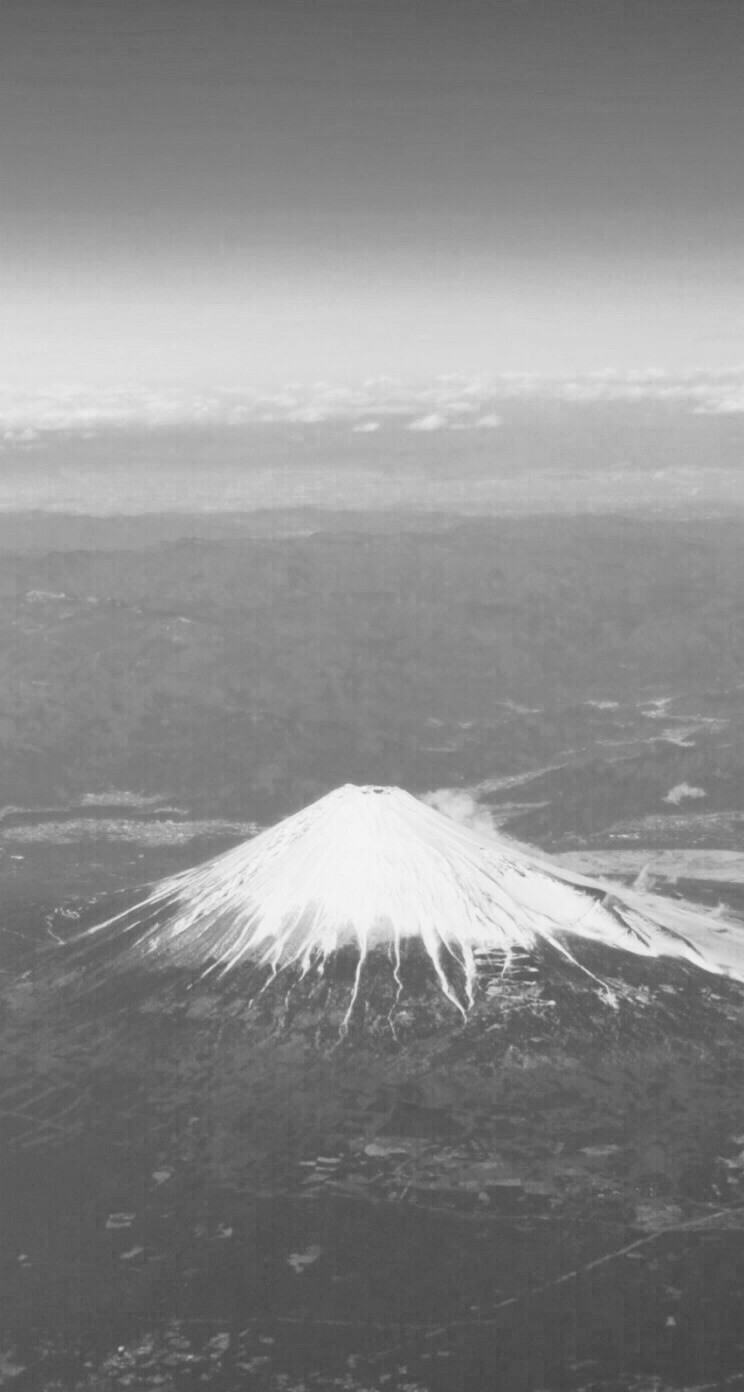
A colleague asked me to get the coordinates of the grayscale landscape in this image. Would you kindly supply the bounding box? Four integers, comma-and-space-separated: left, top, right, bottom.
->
2, 2, 744, 1389
4, 410, 744, 1392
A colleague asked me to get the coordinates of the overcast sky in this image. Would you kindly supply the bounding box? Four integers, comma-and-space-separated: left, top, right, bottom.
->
1, 0, 742, 385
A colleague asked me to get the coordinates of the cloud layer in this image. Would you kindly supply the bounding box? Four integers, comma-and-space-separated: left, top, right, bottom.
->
1, 369, 744, 437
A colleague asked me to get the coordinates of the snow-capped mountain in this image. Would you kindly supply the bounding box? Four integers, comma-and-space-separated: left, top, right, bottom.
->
13, 781, 744, 1283
74, 783, 744, 1030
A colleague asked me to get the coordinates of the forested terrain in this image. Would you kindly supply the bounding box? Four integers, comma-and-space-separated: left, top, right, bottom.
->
1, 512, 744, 827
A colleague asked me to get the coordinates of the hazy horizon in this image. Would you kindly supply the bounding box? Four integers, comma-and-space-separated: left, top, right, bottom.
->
2, 0, 743, 387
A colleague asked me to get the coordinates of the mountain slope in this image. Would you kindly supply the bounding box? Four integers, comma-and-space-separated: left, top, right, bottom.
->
70, 783, 744, 1030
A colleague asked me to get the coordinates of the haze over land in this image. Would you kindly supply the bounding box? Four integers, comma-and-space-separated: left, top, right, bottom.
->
0, 380, 743, 517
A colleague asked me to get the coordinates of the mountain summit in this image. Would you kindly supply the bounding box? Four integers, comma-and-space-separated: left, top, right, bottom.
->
78, 783, 744, 1023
